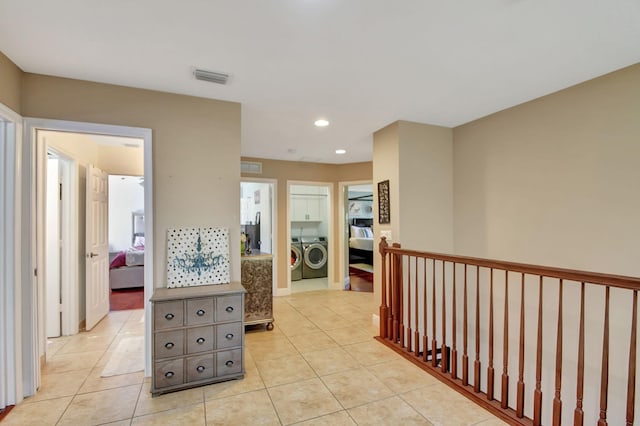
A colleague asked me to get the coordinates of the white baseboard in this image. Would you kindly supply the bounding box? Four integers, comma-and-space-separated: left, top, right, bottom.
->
330, 281, 344, 290
372, 313, 380, 329
275, 287, 291, 297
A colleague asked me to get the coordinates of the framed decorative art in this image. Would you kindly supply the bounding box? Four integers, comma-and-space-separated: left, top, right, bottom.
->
378, 180, 390, 224
166, 227, 230, 287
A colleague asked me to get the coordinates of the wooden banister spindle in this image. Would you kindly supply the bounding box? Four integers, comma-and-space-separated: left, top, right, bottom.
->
398, 250, 405, 348
517, 273, 525, 418
392, 243, 402, 343
432, 259, 437, 368
553, 279, 563, 425
626, 290, 637, 426
442, 260, 448, 373
379, 238, 389, 339
406, 256, 412, 352
423, 258, 429, 362
462, 264, 469, 386
501, 270, 509, 409
387, 254, 396, 343
487, 268, 494, 400
451, 262, 458, 379
474, 265, 481, 393
533, 276, 543, 426
390, 250, 396, 342
574, 282, 585, 426
414, 257, 420, 357
598, 286, 610, 426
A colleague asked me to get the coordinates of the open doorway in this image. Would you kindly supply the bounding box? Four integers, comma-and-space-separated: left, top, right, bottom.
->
288, 182, 332, 293
39, 130, 145, 334
107, 175, 145, 311
241, 179, 277, 329
341, 182, 374, 292
21, 118, 154, 394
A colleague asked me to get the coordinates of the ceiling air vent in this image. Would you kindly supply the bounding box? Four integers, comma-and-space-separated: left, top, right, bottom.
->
241, 161, 262, 174
194, 69, 229, 85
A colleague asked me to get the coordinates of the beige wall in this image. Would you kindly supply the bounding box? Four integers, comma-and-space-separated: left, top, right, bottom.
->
453, 63, 640, 277
372, 120, 454, 318
0, 51, 23, 114
22, 73, 242, 286
452, 64, 640, 424
398, 121, 454, 253
372, 122, 400, 306
98, 144, 144, 176
242, 157, 372, 289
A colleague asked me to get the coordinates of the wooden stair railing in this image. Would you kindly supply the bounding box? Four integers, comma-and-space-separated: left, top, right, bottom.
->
376, 237, 640, 426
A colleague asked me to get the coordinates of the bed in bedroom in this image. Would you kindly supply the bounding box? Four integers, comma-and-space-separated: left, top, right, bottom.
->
109, 237, 145, 290
349, 218, 374, 265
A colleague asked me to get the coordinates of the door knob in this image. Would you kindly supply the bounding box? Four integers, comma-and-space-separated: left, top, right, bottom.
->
88, 252, 98, 258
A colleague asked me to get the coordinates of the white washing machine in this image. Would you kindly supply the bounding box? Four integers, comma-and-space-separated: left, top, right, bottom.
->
291, 237, 303, 281
301, 236, 328, 279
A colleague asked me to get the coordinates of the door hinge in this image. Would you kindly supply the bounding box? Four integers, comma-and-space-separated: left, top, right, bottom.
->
34, 268, 37, 277
59, 183, 62, 201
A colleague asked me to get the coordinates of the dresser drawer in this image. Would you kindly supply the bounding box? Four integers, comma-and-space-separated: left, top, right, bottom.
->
186, 325, 214, 354
186, 354, 215, 382
154, 358, 184, 389
216, 348, 243, 376
215, 295, 242, 322
216, 322, 242, 349
186, 297, 214, 325
154, 300, 184, 330
155, 330, 185, 359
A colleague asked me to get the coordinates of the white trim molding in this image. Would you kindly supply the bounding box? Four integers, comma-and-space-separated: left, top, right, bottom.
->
23, 118, 154, 379
0, 102, 24, 408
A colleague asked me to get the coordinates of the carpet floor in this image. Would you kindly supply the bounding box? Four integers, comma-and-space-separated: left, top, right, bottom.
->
109, 288, 144, 311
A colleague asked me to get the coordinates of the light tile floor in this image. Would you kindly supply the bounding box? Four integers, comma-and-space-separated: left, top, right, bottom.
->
291, 277, 329, 293
4, 289, 506, 425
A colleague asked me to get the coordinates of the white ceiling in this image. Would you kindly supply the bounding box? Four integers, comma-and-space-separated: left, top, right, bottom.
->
1, 1, 638, 164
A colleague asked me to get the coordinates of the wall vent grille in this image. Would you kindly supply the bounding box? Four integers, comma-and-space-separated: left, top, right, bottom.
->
241, 161, 262, 174
194, 69, 229, 85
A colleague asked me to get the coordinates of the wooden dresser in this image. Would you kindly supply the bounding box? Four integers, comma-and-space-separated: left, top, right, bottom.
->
150, 282, 246, 396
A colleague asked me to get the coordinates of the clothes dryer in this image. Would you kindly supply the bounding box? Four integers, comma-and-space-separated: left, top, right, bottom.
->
290, 237, 303, 281
301, 236, 328, 279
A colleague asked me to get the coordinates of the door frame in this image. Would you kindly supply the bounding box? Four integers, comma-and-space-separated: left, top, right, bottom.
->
22, 118, 154, 385
0, 102, 24, 407
240, 178, 278, 297
43, 147, 77, 337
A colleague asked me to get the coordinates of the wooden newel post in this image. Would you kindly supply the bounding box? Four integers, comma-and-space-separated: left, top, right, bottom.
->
379, 237, 389, 339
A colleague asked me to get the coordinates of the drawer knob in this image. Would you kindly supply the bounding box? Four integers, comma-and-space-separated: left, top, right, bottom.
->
165, 313, 175, 320
165, 371, 174, 378
225, 333, 234, 340
196, 309, 206, 316
164, 342, 174, 349
196, 337, 206, 344
225, 360, 234, 367
196, 365, 205, 373
225, 306, 234, 313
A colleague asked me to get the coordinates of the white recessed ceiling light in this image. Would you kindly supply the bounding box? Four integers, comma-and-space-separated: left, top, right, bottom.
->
314, 119, 329, 127
335, 149, 346, 154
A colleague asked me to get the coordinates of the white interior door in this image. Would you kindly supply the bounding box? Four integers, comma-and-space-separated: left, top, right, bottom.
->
46, 157, 61, 337
85, 164, 109, 330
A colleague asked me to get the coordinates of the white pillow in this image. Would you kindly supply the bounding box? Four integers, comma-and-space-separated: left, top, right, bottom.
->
351, 226, 366, 238
363, 227, 374, 238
